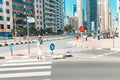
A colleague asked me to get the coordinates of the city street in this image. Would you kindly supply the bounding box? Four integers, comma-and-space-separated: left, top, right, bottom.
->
0, 37, 120, 80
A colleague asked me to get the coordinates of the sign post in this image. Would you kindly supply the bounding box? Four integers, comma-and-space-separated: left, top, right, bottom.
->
50, 43, 55, 55
79, 26, 85, 46
9, 43, 13, 56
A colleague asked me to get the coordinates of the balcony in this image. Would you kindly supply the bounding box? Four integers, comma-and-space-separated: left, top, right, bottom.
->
12, 0, 24, 4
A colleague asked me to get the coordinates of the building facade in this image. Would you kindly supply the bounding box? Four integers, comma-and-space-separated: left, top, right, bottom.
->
0, 0, 13, 33
55, 0, 64, 32
34, 0, 44, 30
98, 0, 110, 34
86, 0, 97, 35
117, 0, 120, 35
12, 0, 35, 29
75, 0, 83, 33
34, 0, 64, 34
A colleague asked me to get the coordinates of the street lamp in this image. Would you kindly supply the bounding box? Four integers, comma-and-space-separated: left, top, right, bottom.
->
14, 13, 17, 42
27, 16, 35, 54
27, 16, 30, 54
113, 19, 115, 48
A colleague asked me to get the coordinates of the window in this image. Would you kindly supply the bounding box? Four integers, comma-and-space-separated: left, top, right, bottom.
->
0, 8, 3, 12
6, 9, 10, 14
6, 1, 9, 6
37, 21, 39, 24
37, 16, 39, 19
0, 24, 4, 28
40, 22, 42, 25
36, 0, 38, 2
7, 17, 10, 21
7, 25, 10, 29
0, 16, 3, 20
36, 4, 38, 8
0, 0, 2, 4
36, 10, 39, 13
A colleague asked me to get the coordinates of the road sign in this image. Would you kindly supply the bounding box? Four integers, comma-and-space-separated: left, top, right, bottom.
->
79, 26, 85, 32
50, 43, 55, 51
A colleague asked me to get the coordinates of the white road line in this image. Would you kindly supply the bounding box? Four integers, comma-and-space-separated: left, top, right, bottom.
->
93, 51, 120, 58
1, 62, 52, 67
7, 59, 41, 63
0, 71, 51, 78
0, 66, 51, 71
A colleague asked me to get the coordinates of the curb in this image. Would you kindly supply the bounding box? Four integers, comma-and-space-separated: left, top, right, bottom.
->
70, 41, 120, 51
0, 37, 69, 47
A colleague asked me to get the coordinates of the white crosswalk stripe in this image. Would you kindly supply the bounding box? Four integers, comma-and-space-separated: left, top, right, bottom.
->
0, 58, 52, 80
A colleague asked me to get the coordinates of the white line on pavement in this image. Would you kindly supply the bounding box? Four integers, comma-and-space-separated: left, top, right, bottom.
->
93, 51, 120, 58
7, 59, 41, 63
0, 71, 51, 78
1, 62, 52, 67
0, 66, 51, 71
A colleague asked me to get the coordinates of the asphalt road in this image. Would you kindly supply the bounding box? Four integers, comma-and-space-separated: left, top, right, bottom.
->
51, 61, 120, 80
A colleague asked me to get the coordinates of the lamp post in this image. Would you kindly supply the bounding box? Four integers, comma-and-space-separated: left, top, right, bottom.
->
113, 19, 115, 48
14, 13, 17, 42
27, 16, 30, 54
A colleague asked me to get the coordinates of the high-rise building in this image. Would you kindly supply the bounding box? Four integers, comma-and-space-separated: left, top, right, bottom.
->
55, 0, 64, 32
34, 0, 44, 34
0, 0, 13, 33
75, 0, 83, 32
73, 4, 77, 16
12, 0, 35, 29
98, 0, 110, 34
117, 0, 120, 35
35, 0, 64, 34
86, 0, 97, 35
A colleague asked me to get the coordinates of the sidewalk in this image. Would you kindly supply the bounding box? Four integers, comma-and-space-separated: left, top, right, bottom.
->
70, 37, 120, 50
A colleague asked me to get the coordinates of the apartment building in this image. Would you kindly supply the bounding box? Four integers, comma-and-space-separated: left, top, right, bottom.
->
0, 0, 13, 33
34, 0, 44, 30
12, 0, 35, 29
34, 0, 64, 34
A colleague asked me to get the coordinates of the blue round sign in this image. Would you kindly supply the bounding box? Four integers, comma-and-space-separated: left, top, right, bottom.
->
50, 43, 55, 51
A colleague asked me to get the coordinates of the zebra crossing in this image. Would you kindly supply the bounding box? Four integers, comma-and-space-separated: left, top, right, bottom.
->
0, 58, 52, 80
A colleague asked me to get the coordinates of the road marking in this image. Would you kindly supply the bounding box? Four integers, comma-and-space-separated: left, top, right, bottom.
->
7, 59, 41, 63
0, 71, 51, 78
1, 62, 52, 67
93, 51, 120, 58
0, 66, 51, 71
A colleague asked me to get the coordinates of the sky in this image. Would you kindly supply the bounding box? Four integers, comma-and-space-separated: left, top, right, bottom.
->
65, 0, 117, 19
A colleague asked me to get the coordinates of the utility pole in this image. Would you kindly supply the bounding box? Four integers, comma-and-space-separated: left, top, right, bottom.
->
14, 13, 17, 42
27, 16, 30, 54
113, 19, 115, 48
